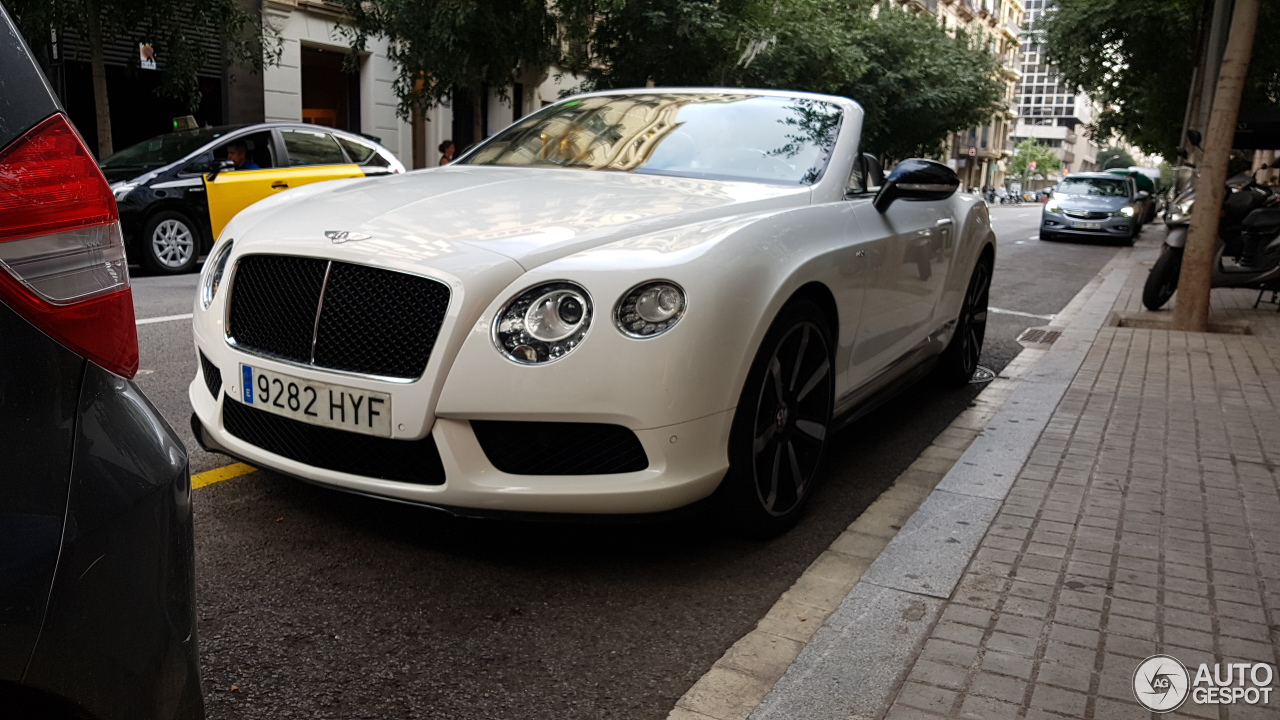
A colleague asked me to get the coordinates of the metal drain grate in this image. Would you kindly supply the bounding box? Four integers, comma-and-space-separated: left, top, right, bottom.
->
1017, 326, 1063, 348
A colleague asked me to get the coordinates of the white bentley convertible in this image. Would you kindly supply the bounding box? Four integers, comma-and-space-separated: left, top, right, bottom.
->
190, 89, 994, 534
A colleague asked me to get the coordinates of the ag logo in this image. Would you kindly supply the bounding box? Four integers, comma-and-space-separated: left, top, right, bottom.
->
1134, 654, 1190, 712
325, 230, 371, 244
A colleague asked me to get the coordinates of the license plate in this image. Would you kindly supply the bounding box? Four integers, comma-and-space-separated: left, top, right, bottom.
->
239, 364, 392, 437
1073, 221, 1102, 230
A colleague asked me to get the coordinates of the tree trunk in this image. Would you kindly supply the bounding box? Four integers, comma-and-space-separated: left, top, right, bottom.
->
1173, 0, 1259, 332
85, 0, 113, 158
471, 94, 483, 148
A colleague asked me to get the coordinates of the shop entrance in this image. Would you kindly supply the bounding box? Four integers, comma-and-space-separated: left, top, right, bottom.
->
301, 46, 360, 131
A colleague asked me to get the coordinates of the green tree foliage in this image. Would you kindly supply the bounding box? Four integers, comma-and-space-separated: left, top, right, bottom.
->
827, 10, 1006, 162
337, 0, 562, 124
1040, 0, 1280, 160
1006, 137, 1062, 181
1096, 146, 1137, 169
572, 0, 1005, 162
9, 0, 271, 156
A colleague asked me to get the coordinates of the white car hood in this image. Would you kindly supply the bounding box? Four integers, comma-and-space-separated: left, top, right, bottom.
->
230, 165, 811, 269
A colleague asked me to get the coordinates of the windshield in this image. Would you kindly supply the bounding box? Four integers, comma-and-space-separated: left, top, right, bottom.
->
1055, 177, 1130, 197
460, 93, 843, 185
101, 128, 232, 171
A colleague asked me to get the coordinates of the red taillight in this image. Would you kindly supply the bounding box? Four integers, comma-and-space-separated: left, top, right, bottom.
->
0, 113, 138, 378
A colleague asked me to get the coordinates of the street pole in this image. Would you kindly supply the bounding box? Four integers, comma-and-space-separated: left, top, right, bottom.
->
1173, 0, 1259, 332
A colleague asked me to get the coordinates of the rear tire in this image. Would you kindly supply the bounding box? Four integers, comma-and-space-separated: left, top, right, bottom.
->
141, 210, 201, 275
1142, 244, 1183, 311
936, 256, 991, 386
721, 299, 834, 538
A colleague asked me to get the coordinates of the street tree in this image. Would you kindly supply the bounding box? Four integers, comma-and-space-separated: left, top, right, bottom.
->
1038, 0, 1280, 160
575, 0, 1004, 163
1096, 146, 1137, 170
1006, 137, 1062, 183
9, 0, 271, 158
336, 0, 564, 142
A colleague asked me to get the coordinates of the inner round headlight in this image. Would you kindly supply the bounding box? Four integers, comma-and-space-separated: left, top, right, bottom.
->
615, 281, 686, 338
199, 239, 234, 310
493, 282, 592, 364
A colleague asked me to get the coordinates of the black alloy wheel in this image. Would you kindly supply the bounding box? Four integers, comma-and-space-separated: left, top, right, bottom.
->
937, 258, 991, 385
724, 300, 834, 537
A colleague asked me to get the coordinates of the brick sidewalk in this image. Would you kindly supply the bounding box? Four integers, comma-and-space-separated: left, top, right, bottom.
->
879, 279, 1280, 718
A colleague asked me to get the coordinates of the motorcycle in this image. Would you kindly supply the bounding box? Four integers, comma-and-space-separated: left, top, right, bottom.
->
1141, 167, 1280, 311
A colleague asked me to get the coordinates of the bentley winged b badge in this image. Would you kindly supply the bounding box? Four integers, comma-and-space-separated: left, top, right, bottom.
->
326, 231, 372, 244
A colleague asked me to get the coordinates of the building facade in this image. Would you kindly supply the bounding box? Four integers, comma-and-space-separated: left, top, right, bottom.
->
909, 0, 1024, 191
1009, 0, 1102, 185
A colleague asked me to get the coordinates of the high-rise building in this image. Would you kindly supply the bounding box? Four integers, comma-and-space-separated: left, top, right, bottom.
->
1010, 0, 1102, 183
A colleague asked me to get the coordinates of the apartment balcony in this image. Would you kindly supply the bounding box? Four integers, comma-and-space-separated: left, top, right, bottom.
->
1063, 151, 1076, 165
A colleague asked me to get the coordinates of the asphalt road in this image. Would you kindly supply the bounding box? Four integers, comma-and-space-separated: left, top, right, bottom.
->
126, 206, 1153, 719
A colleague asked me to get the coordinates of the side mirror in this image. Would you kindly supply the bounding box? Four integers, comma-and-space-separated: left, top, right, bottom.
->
873, 159, 960, 213
1187, 129, 1202, 149
206, 159, 235, 182
1138, 190, 1151, 199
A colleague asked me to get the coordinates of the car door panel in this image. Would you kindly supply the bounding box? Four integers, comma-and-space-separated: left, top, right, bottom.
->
847, 199, 954, 385
204, 164, 364, 240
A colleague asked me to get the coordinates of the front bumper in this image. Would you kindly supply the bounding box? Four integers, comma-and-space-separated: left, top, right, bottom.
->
190, 368, 734, 515
1041, 210, 1135, 239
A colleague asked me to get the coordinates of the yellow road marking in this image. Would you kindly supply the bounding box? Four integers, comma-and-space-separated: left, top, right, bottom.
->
192, 462, 257, 489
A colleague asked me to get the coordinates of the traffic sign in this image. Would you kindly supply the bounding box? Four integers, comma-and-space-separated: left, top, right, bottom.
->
968, 146, 976, 157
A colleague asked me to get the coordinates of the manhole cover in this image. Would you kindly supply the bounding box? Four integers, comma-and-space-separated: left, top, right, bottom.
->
1017, 326, 1064, 348
970, 365, 996, 384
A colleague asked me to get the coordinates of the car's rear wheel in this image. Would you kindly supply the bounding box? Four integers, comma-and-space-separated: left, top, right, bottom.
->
936, 255, 991, 385
722, 299, 834, 538
142, 210, 201, 275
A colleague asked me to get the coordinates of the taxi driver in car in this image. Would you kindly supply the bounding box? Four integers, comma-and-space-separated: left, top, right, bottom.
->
226, 139, 260, 171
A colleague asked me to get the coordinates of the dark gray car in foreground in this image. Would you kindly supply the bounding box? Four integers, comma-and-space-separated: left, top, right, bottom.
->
1040, 172, 1143, 245
0, 8, 201, 719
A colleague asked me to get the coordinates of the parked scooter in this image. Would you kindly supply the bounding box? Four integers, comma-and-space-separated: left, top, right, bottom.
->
1142, 165, 1280, 311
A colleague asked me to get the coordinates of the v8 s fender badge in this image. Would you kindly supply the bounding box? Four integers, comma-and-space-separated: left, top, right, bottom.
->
326, 231, 372, 244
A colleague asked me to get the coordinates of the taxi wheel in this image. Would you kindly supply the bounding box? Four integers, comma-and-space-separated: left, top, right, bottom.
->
142, 211, 201, 275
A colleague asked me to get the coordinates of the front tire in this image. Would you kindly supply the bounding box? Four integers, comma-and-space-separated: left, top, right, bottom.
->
141, 210, 201, 275
936, 256, 991, 385
722, 300, 834, 538
1142, 244, 1183, 311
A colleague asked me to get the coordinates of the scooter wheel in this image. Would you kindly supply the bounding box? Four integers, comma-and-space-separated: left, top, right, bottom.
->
1142, 244, 1183, 311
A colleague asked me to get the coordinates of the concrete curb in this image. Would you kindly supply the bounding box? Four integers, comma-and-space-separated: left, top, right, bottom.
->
751, 249, 1138, 720
667, 249, 1138, 720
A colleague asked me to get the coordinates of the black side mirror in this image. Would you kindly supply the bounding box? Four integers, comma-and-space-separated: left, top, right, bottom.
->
873, 159, 960, 213
206, 159, 235, 182
1187, 129, 1202, 148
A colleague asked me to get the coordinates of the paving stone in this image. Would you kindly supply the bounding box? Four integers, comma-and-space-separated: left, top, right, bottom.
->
968, 671, 1027, 700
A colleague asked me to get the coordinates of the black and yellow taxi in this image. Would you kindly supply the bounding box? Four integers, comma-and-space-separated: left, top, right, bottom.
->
101, 122, 404, 274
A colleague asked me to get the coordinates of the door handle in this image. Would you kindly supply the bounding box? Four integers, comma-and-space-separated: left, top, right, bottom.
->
271, 182, 290, 190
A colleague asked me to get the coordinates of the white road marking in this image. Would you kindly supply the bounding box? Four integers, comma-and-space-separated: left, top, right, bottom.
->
1029, 235, 1040, 241
1015, 240, 1025, 244
136, 313, 194, 325
990, 307, 1056, 321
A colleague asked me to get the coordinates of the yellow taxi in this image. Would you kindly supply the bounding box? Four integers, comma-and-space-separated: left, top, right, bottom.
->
102, 123, 404, 274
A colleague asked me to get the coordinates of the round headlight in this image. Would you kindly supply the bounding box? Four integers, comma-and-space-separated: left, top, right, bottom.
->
199, 240, 234, 310
615, 281, 686, 338
493, 282, 592, 364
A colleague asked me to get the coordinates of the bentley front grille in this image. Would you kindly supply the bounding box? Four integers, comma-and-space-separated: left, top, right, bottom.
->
227, 255, 451, 380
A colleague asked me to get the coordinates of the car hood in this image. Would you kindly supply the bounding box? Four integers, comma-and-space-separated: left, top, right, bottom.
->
1052, 194, 1130, 212
227, 165, 811, 270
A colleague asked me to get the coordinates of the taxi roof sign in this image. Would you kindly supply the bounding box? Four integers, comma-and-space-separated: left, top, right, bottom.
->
172, 115, 198, 131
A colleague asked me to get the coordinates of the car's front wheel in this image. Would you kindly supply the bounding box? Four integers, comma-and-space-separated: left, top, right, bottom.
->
722, 299, 834, 538
142, 210, 201, 275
